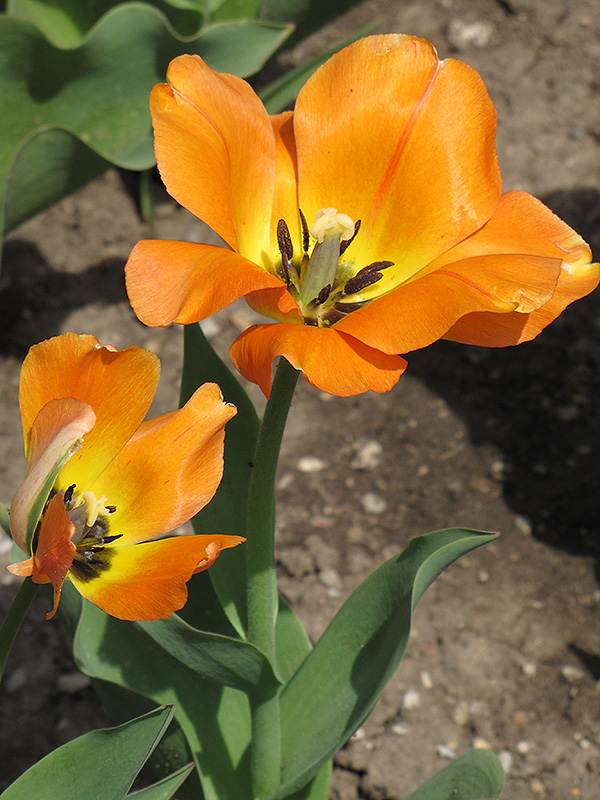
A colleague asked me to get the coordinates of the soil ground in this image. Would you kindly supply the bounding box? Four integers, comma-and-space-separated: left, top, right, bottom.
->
1, 0, 600, 798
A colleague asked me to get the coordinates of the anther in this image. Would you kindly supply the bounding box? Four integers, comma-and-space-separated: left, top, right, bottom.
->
339, 220, 362, 256
316, 284, 331, 305
277, 219, 293, 260
64, 484, 76, 505
277, 219, 294, 287
299, 209, 310, 254
344, 261, 394, 295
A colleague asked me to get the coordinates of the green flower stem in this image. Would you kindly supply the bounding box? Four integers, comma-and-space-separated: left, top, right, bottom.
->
0, 578, 40, 685
246, 357, 299, 798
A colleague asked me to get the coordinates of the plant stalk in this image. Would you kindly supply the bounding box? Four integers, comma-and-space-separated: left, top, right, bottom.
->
246, 357, 299, 798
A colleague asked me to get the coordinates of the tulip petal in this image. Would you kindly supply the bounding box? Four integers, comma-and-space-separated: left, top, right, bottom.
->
336, 253, 562, 355
151, 55, 276, 261
88, 383, 236, 544
294, 35, 501, 284
69, 534, 244, 621
426, 191, 600, 346
229, 323, 407, 397
126, 239, 283, 327
10, 397, 95, 553
445, 259, 600, 346
20, 334, 159, 492
428, 191, 594, 269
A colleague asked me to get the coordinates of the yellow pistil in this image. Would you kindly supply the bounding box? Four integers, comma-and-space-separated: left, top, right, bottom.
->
74, 491, 113, 528
299, 208, 355, 310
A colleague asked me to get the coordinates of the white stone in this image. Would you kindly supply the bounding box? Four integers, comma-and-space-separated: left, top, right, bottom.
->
360, 492, 387, 515
297, 456, 327, 473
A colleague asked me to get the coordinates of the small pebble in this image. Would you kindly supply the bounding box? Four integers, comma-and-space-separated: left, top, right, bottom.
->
514, 515, 532, 535
437, 743, 457, 759
561, 665, 585, 683
530, 778, 546, 795
391, 721, 409, 736
318, 569, 342, 592
452, 700, 470, 727
199, 317, 221, 338
297, 456, 327, 473
402, 689, 421, 710
5, 667, 27, 694
57, 672, 91, 693
521, 661, 537, 677
420, 671, 433, 689
478, 569, 490, 584
498, 750, 514, 774
351, 439, 382, 470
447, 19, 494, 49
516, 739, 532, 755
360, 492, 387, 515
473, 737, 491, 750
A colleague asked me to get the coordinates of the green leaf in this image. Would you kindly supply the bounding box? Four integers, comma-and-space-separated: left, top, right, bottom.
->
403, 748, 505, 800
76, 600, 279, 695
0, 9, 291, 244
128, 764, 195, 799
0, 706, 176, 800
275, 594, 312, 683
259, 18, 380, 113
181, 323, 259, 636
74, 600, 253, 800
273, 528, 498, 797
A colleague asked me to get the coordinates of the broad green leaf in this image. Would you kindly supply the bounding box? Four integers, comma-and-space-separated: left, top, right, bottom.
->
91, 680, 204, 800
403, 749, 505, 800
273, 528, 498, 797
76, 599, 279, 695
74, 599, 253, 800
181, 323, 259, 636
0, 10, 291, 244
275, 594, 312, 683
259, 19, 380, 113
212, 0, 262, 20
286, 761, 332, 800
128, 764, 195, 799
0, 706, 175, 800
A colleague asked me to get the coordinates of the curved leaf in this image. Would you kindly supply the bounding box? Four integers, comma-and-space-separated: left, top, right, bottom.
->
273, 528, 498, 797
0, 706, 176, 800
0, 8, 291, 239
403, 748, 505, 800
74, 599, 254, 800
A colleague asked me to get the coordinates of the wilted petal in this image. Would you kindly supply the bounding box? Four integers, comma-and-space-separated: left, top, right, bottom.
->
10, 397, 95, 553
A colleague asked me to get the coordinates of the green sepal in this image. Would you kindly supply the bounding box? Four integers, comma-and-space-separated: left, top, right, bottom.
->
272, 528, 498, 797
0, 706, 183, 800
403, 748, 505, 800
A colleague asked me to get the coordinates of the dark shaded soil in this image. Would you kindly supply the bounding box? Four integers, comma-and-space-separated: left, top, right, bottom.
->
1, 0, 600, 798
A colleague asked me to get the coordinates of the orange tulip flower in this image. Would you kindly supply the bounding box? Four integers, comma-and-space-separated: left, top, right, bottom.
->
125, 34, 598, 397
8, 333, 244, 621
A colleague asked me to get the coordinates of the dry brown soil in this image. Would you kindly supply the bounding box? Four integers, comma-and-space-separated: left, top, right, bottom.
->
1, 0, 600, 798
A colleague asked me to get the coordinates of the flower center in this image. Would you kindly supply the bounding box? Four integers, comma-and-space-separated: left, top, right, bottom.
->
63, 485, 121, 581
276, 208, 394, 327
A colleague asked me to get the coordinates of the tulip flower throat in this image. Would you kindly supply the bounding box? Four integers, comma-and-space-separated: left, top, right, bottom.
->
276, 207, 393, 327
61, 484, 120, 580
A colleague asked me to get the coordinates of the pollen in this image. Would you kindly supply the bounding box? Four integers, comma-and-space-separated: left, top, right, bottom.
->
310, 208, 355, 244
